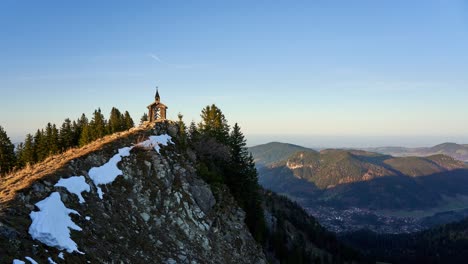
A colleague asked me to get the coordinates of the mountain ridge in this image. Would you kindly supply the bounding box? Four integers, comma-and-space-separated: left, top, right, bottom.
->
253, 143, 467, 190
1, 122, 360, 263
365, 142, 468, 162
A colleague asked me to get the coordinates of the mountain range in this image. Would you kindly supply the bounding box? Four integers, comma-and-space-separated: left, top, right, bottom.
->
250, 142, 468, 233
365, 142, 468, 162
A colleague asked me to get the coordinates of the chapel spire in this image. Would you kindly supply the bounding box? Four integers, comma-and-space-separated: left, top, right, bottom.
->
155, 87, 160, 103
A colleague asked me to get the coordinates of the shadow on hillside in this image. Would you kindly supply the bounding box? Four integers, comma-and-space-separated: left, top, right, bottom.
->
322, 168, 468, 210
259, 165, 468, 211
258, 166, 321, 199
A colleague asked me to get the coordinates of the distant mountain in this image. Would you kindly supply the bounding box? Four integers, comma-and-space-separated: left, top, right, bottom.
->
251, 142, 468, 211
367, 142, 468, 162
249, 142, 314, 167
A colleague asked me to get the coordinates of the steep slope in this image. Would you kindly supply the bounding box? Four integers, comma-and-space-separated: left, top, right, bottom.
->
341, 217, 468, 263
262, 190, 362, 264
0, 122, 363, 264
0, 121, 266, 263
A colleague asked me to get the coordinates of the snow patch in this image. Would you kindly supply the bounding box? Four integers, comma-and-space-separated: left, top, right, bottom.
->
29, 192, 83, 253
55, 176, 90, 203
89, 147, 133, 199
58, 252, 64, 260
25, 257, 38, 264
137, 134, 173, 153
85, 216, 91, 221
13, 260, 25, 264
47, 257, 57, 264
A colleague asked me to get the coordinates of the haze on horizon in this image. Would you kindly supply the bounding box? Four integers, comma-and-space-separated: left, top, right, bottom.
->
1, 1, 467, 148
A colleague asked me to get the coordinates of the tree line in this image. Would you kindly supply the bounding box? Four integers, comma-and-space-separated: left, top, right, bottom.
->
0, 107, 135, 175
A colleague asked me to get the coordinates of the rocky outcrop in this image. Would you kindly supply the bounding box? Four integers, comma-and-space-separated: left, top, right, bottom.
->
0, 121, 267, 264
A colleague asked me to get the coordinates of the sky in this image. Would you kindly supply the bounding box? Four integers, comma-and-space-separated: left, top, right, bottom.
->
1, 1, 468, 147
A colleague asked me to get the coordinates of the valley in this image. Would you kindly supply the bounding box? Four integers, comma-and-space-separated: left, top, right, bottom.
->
251, 142, 468, 234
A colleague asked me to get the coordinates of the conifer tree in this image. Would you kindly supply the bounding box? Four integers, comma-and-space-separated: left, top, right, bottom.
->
34, 129, 46, 162
199, 104, 230, 143
108, 107, 124, 134
43, 123, 59, 156
140, 113, 148, 124
79, 124, 92, 147
21, 134, 35, 165
123, 111, 134, 129
177, 113, 187, 147
0, 125, 16, 174
188, 121, 200, 145
51, 124, 60, 155
15, 142, 25, 167
228, 123, 265, 242
90, 108, 107, 140
59, 118, 74, 151
74, 114, 88, 145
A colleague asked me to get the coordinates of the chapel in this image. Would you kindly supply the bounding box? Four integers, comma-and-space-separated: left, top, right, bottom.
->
147, 88, 168, 122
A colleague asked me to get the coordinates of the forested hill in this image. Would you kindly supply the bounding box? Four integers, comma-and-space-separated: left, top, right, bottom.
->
249, 142, 314, 167
253, 142, 468, 210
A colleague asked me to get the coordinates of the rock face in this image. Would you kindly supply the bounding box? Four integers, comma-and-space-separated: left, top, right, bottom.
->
0, 121, 267, 264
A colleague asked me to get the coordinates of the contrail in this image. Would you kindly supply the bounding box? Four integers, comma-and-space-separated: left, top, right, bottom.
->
149, 53, 162, 62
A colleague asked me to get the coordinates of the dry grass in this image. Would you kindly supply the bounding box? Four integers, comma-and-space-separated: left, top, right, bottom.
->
0, 123, 154, 208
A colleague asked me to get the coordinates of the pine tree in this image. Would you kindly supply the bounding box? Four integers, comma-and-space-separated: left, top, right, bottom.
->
59, 118, 74, 151
21, 134, 35, 165
123, 111, 134, 130
51, 124, 60, 155
0, 125, 16, 174
90, 108, 107, 140
15, 142, 27, 168
44, 123, 59, 156
140, 112, 148, 124
79, 123, 92, 147
108, 107, 124, 134
228, 123, 265, 243
74, 114, 88, 145
199, 104, 230, 144
177, 113, 187, 148
34, 129, 46, 162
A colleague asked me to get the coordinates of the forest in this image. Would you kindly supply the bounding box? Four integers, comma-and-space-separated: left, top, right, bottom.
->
0, 107, 135, 175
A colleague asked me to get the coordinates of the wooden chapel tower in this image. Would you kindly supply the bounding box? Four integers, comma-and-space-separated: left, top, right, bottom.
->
147, 88, 168, 122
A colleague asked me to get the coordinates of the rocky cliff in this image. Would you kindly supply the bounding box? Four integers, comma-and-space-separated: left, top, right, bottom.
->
0, 121, 266, 264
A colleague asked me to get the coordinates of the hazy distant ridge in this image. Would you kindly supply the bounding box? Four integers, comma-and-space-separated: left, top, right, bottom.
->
365, 142, 468, 162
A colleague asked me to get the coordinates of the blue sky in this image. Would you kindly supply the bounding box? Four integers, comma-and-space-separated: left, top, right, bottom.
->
1, 1, 468, 147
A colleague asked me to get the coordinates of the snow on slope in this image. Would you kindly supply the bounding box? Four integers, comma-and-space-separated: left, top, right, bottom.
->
25, 257, 38, 264
28, 192, 82, 253
89, 146, 133, 199
55, 176, 90, 203
24, 133, 173, 258
137, 134, 173, 153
